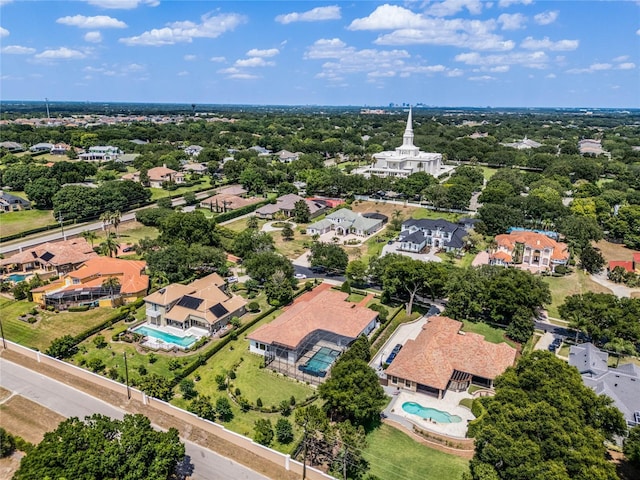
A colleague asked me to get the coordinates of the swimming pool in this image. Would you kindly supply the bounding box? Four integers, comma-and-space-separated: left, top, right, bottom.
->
132, 325, 197, 348
298, 347, 340, 377
402, 402, 462, 423
7, 273, 28, 283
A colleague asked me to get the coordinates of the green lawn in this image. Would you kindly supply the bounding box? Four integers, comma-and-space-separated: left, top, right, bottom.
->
412, 209, 459, 222
479, 166, 499, 181
462, 320, 516, 347
95, 222, 159, 245
363, 424, 469, 480
0, 209, 55, 237
149, 179, 213, 200
0, 298, 116, 351
542, 270, 612, 318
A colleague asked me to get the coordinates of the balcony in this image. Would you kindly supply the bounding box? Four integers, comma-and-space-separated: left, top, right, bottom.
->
146, 308, 162, 319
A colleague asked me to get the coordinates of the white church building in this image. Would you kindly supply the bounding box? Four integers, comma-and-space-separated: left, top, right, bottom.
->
364, 109, 444, 178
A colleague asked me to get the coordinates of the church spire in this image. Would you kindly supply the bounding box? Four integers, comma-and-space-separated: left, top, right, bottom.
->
402, 106, 414, 147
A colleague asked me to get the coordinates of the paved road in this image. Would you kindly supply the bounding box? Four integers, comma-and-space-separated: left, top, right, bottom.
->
0, 358, 268, 480
0, 190, 214, 256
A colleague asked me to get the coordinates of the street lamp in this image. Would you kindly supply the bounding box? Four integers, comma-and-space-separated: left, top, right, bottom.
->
123, 352, 130, 399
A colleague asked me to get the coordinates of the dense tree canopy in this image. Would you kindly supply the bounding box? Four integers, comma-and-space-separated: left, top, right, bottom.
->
14, 414, 185, 480
308, 242, 349, 274
469, 351, 626, 480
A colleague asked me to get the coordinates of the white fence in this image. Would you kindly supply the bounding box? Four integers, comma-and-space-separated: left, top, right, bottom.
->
2, 339, 334, 480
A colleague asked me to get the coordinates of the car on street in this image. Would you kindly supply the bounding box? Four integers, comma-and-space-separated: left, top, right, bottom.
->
294, 273, 307, 279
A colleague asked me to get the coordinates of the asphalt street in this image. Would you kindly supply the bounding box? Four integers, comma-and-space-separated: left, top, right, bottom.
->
0, 357, 268, 480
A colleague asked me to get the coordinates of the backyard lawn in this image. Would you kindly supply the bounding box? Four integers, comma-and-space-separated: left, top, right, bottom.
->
148, 179, 213, 200
0, 298, 116, 351
543, 270, 612, 318
462, 320, 516, 348
364, 424, 469, 480
0, 209, 55, 237
94, 221, 159, 244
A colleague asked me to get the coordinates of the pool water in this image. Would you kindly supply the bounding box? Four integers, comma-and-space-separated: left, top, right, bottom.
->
8, 273, 28, 283
133, 325, 197, 348
402, 402, 462, 423
299, 347, 340, 377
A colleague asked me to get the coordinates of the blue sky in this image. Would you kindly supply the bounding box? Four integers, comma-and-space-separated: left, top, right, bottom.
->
1, 0, 639, 107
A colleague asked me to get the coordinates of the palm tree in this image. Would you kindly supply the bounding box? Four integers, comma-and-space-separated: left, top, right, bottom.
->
81, 230, 98, 248
246, 216, 259, 230
111, 210, 122, 238
99, 233, 119, 258
101, 276, 121, 298
100, 211, 112, 234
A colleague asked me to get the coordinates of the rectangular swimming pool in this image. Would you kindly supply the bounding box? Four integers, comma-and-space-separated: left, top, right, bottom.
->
132, 325, 197, 348
298, 347, 340, 377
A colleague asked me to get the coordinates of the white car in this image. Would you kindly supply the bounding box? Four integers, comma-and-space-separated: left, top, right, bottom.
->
226, 276, 238, 284
294, 273, 307, 279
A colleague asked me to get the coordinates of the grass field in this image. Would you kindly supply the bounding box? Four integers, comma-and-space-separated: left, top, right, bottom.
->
594, 239, 639, 262
94, 221, 159, 244
0, 395, 65, 444
148, 179, 213, 200
0, 297, 116, 351
363, 424, 469, 480
462, 320, 516, 347
351, 200, 460, 223
0, 209, 55, 237
480, 166, 499, 181
543, 270, 612, 318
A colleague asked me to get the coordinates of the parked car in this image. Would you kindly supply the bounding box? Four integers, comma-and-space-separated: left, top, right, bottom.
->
294, 273, 307, 279
226, 276, 238, 284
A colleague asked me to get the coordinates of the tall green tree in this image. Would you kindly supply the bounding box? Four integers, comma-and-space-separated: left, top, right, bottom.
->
308, 242, 349, 274
293, 199, 311, 223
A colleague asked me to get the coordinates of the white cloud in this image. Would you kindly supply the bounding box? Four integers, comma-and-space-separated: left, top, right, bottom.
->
57, 15, 126, 29
0, 0, 14, 5
247, 48, 279, 58
86, 0, 158, 9
349, 5, 514, 51
456, 50, 549, 69
489, 65, 510, 72
177, 71, 189, 76
566, 63, 613, 74
210, 56, 226, 63
498, 0, 532, 7
426, 0, 484, 17
521, 36, 579, 51
617, 62, 636, 70
534, 11, 559, 25
0, 27, 8, 37
84, 31, 103, 43
1, 45, 36, 54
447, 68, 464, 77
545, 73, 556, 78
228, 73, 259, 80
35, 47, 86, 60
469, 75, 496, 81
637, 28, 640, 36
184, 54, 196, 61
120, 13, 246, 46
83, 62, 145, 76
234, 57, 274, 68
497, 13, 526, 30
613, 55, 629, 62
275, 5, 341, 24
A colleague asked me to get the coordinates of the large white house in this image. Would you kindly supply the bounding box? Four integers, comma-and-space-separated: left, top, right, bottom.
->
366, 109, 442, 178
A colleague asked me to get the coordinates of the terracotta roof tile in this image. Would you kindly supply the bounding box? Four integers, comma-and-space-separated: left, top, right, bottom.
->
1, 238, 97, 268
385, 316, 517, 390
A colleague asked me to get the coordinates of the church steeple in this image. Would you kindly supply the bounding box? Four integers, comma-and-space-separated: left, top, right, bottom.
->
402, 107, 414, 148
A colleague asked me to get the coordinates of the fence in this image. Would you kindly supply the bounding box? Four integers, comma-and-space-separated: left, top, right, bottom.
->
1, 339, 335, 480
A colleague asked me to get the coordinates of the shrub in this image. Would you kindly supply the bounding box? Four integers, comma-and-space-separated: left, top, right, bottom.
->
279, 400, 291, 417
340, 280, 351, 294
0, 428, 16, 458
235, 387, 241, 397
215, 374, 227, 391
92, 335, 107, 349
253, 419, 274, 446
68, 305, 90, 312
168, 359, 180, 371
137, 365, 147, 376
86, 358, 105, 373
215, 397, 233, 422
275, 418, 294, 444
290, 395, 296, 406
148, 353, 158, 364
247, 301, 260, 313
229, 371, 236, 380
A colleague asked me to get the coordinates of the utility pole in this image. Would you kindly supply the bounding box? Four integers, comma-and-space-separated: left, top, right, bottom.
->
302, 428, 308, 480
57, 212, 65, 240
123, 352, 130, 399
0, 318, 6, 349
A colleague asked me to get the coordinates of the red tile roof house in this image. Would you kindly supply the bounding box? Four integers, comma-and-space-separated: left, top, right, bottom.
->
247, 284, 378, 382
489, 230, 569, 273
146, 166, 185, 188
31, 257, 148, 309
608, 261, 635, 273
385, 316, 517, 399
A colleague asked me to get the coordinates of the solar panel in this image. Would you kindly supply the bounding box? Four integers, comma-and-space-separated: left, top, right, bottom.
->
176, 295, 203, 310
40, 251, 54, 262
209, 303, 229, 317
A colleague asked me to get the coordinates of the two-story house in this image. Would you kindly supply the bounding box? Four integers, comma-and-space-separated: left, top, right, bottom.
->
398, 218, 470, 253
490, 230, 569, 272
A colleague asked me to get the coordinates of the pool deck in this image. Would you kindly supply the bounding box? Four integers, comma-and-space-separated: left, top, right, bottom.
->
135, 323, 209, 351
384, 388, 475, 438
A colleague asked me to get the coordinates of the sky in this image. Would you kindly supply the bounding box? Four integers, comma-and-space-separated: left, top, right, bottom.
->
0, 0, 639, 108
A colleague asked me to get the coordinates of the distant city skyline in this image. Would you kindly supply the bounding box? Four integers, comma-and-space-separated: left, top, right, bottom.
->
1, 1, 639, 108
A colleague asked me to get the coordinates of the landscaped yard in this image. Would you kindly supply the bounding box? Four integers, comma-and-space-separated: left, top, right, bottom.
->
148, 179, 213, 200
0, 297, 116, 351
0, 209, 56, 237
462, 320, 516, 348
94, 221, 159, 245
543, 270, 612, 318
363, 423, 469, 480
351, 200, 459, 223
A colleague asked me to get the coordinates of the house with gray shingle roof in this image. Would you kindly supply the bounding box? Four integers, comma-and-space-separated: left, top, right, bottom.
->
0, 190, 31, 212
569, 343, 640, 427
307, 208, 384, 237
399, 218, 471, 253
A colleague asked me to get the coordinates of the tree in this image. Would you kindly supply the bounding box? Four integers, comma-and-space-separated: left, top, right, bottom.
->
159, 211, 218, 247
330, 420, 370, 480
264, 270, 295, 306
183, 191, 197, 206
246, 215, 259, 230
137, 373, 174, 401
469, 352, 625, 480
99, 233, 119, 258
309, 242, 349, 274
319, 358, 387, 428
244, 251, 294, 283
275, 418, 294, 444
14, 414, 185, 480
188, 396, 216, 421
381, 257, 429, 315
624, 425, 640, 467
346, 259, 368, 286
156, 196, 173, 209
293, 199, 311, 223
45, 335, 77, 359
215, 397, 234, 422
101, 276, 120, 297
281, 223, 295, 241
233, 230, 274, 258
81, 229, 98, 247
253, 418, 275, 446
179, 378, 198, 400
579, 244, 606, 274
0, 428, 16, 458
24, 177, 60, 209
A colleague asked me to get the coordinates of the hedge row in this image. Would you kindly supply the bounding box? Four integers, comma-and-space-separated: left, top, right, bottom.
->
466, 397, 489, 438
212, 199, 271, 224
369, 305, 405, 351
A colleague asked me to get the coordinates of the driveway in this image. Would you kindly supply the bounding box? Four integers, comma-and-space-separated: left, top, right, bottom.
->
591, 271, 639, 298
381, 242, 442, 263
261, 221, 297, 233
